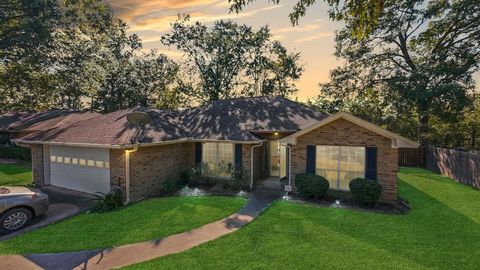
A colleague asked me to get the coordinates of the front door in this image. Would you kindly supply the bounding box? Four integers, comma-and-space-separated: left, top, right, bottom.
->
270, 140, 280, 176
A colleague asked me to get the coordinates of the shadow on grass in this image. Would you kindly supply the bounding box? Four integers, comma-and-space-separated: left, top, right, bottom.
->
0, 163, 31, 176
311, 178, 480, 270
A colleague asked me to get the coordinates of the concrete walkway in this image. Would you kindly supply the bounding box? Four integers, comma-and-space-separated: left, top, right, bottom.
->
0, 188, 283, 270
0, 186, 95, 242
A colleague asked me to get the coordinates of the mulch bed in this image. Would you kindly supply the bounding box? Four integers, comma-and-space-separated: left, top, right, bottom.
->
286, 194, 411, 215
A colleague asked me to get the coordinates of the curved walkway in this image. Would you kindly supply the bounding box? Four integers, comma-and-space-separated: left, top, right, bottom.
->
0, 188, 283, 270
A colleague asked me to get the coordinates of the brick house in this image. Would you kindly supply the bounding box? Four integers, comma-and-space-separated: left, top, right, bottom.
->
16, 97, 418, 203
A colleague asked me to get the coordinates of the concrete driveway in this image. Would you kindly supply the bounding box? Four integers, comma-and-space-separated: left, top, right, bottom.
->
0, 186, 96, 241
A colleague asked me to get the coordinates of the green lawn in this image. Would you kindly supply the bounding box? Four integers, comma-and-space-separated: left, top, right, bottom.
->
0, 163, 32, 186
125, 168, 480, 270
0, 196, 245, 254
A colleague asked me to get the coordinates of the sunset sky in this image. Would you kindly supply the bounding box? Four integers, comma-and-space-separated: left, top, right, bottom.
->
108, 0, 479, 101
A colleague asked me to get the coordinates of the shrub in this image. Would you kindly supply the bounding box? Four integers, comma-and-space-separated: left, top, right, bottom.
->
295, 173, 329, 199
349, 178, 382, 206
162, 177, 188, 195
0, 146, 31, 161
91, 187, 124, 213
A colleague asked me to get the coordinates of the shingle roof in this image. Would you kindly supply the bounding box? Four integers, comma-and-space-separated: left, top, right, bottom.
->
182, 96, 328, 141
0, 112, 33, 132
18, 96, 329, 146
20, 111, 101, 132
21, 108, 185, 145
0, 110, 98, 132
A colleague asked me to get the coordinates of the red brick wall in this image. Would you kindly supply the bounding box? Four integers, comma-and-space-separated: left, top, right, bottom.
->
31, 144, 44, 186
241, 143, 266, 185
291, 118, 399, 202
110, 143, 195, 201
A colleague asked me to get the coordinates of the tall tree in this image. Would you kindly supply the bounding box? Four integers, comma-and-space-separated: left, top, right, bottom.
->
321, 0, 480, 144
229, 0, 384, 38
0, 0, 113, 111
0, 0, 183, 113
162, 15, 303, 102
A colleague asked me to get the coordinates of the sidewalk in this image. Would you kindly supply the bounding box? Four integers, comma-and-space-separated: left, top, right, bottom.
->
0, 188, 283, 270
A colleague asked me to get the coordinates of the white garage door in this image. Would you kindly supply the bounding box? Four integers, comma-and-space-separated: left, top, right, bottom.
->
49, 146, 111, 194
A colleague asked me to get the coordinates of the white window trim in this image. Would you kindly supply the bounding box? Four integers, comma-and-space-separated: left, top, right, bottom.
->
315, 145, 366, 191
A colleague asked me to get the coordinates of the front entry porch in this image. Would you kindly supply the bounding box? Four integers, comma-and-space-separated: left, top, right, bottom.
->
254, 177, 284, 191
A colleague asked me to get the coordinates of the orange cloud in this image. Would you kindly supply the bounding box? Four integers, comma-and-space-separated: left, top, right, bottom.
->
127, 5, 282, 33
110, 0, 225, 22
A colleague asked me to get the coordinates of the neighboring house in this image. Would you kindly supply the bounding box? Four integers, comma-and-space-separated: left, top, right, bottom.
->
15, 97, 419, 203
0, 112, 32, 144
0, 110, 100, 144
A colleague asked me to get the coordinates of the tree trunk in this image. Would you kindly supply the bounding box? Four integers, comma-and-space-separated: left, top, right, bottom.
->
472, 127, 477, 148
417, 112, 429, 146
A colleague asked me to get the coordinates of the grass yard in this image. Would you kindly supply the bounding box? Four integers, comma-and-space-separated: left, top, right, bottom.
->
0, 196, 245, 254
125, 168, 480, 270
0, 163, 32, 186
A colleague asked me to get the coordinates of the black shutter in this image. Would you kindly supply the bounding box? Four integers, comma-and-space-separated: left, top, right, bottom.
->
306, 145, 316, 174
234, 144, 243, 168
195, 142, 202, 166
365, 147, 377, 180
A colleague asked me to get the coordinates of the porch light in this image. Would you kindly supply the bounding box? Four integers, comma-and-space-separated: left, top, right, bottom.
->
274, 132, 279, 136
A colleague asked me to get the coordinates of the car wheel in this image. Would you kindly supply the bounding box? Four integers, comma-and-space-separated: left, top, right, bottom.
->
0, 208, 32, 234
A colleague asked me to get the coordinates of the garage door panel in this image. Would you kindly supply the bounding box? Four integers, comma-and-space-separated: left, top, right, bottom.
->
49, 146, 111, 194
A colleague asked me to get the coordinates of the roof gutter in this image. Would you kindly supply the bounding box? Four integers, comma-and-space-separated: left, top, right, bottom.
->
14, 138, 267, 149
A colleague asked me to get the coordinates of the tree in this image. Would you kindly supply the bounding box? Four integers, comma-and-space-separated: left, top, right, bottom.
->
0, 0, 114, 111
161, 15, 303, 102
321, 0, 480, 144
229, 0, 385, 38
91, 20, 182, 113
0, 1, 183, 113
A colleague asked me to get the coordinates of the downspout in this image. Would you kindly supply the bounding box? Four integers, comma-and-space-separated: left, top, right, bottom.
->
286, 144, 292, 188
124, 143, 139, 204
250, 142, 264, 189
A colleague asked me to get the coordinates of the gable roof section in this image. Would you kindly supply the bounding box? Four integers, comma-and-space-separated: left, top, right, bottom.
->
280, 112, 420, 148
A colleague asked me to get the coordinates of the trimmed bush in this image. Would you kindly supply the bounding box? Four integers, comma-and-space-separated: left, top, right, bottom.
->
349, 178, 382, 206
295, 173, 329, 199
91, 187, 124, 213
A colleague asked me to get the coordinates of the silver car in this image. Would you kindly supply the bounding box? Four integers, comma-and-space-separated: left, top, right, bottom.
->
0, 186, 49, 234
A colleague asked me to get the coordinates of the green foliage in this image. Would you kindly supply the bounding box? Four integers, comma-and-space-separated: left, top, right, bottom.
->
349, 178, 382, 206
0, 0, 184, 113
162, 176, 189, 195
162, 15, 303, 102
229, 0, 384, 38
0, 146, 31, 161
0, 196, 245, 254
91, 187, 124, 213
187, 163, 247, 190
122, 168, 480, 270
295, 173, 329, 199
320, 0, 480, 145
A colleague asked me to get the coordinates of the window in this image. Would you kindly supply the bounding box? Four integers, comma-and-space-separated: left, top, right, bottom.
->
202, 142, 234, 178
316, 146, 365, 191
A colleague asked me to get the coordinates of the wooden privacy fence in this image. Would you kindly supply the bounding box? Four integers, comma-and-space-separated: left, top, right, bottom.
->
426, 147, 480, 190
399, 147, 425, 167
